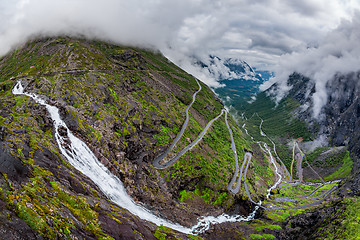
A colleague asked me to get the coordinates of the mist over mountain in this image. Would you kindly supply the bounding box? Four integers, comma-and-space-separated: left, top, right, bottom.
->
1, 0, 359, 88
284, 71, 360, 159
193, 55, 269, 107
1, 1, 360, 239
261, 12, 360, 119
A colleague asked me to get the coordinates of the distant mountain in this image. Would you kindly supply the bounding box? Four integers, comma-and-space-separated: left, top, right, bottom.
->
253, 69, 273, 82
240, 71, 360, 239
0, 36, 277, 239
3, 37, 356, 239
284, 72, 360, 163
197, 56, 272, 106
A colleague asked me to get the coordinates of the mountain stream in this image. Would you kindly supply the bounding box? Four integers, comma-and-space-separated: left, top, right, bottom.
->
13, 81, 263, 235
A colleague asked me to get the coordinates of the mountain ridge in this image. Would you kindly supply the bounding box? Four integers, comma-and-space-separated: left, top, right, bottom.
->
1, 36, 353, 239
0, 36, 276, 239
238, 71, 360, 239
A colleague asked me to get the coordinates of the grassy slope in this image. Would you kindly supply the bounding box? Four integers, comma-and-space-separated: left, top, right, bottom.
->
315, 196, 360, 239
213, 75, 358, 238
239, 91, 313, 141
0, 37, 276, 238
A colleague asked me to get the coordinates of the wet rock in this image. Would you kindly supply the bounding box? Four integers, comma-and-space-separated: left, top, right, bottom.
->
115, 151, 126, 162
125, 140, 143, 162
0, 200, 44, 240
98, 212, 155, 240
29, 103, 53, 132
201, 221, 248, 240
142, 125, 158, 134
58, 105, 82, 134
277, 201, 341, 240
108, 50, 146, 70
66, 174, 90, 195
33, 147, 61, 169
33, 147, 91, 196
113, 122, 123, 132
0, 142, 29, 183
57, 126, 68, 137
0, 127, 7, 141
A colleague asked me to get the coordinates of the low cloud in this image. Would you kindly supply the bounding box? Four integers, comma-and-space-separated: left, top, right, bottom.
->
261, 12, 360, 118
0, 0, 359, 88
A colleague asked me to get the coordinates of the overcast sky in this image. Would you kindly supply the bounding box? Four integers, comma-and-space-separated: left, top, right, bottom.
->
261, 11, 360, 118
0, 0, 358, 67
1, 0, 360, 113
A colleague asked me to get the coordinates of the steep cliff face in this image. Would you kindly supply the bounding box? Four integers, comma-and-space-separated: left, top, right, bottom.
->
322, 72, 360, 157
287, 72, 360, 198
259, 72, 360, 239
285, 72, 360, 151
244, 70, 360, 161
0, 37, 277, 239
196, 56, 266, 106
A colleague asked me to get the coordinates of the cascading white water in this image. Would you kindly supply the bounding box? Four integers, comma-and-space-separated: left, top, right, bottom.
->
12, 81, 192, 234
256, 117, 283, 199
263, 143, 282, 199
191, 206, 259, 233
12, 81, 261, 235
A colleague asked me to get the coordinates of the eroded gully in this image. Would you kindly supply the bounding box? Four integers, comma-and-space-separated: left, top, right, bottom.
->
13, 81, 260, 235
13, 76, 337, 234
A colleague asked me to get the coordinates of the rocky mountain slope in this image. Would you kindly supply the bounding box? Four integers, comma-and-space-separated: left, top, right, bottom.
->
196, 56, 267, 106
2, 36, 354, 240
285, 72, 360, 161
0, 37, 280, 239
240, 71, 360, 239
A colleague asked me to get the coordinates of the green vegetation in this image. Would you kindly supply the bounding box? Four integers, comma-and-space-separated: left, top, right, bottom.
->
315, 197, 360, 239
187, 234, 203, 240
154, 125, 178, 146
165, 114, 253, 209
153, 225, 183, 240
263, 208, 305, 222
324, 151, 352, 181
249, 220, 282, 231
311, 148, 348, 168
304, 147, 353, 181
238, 92, 313, 140
253, 157, 274, 179
306, 147, 330, 163
179, 188, 229, 206
4, 163, 114, 239
153, 228, 167, 240
250, 233, 276, 239
276, 144, 293, 171
179, 189, 195, 202
0, 36, 257, 239
277, 183, 335, 199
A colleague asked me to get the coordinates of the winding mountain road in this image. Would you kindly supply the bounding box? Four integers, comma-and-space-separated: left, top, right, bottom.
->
225, 110, 245, 194
241, 116, 340, 210
152, 78, 252, 197
151, 75, 340, 211
275, 184, 334, 203
152, 77, 248, 198
13, 74, 342, 234
153, 108, 225, 169
228, 151, 252, 194
243, 151, 262, 206
153, 79, 202, 169
296, 141, 325, 184
268, 185, 338, 210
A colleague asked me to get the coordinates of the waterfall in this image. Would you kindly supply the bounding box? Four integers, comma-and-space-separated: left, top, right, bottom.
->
12, 81, 259, 235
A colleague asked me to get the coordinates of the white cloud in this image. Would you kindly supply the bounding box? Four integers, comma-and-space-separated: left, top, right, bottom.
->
261, 12, 360, 118
0, 0, 359, 87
